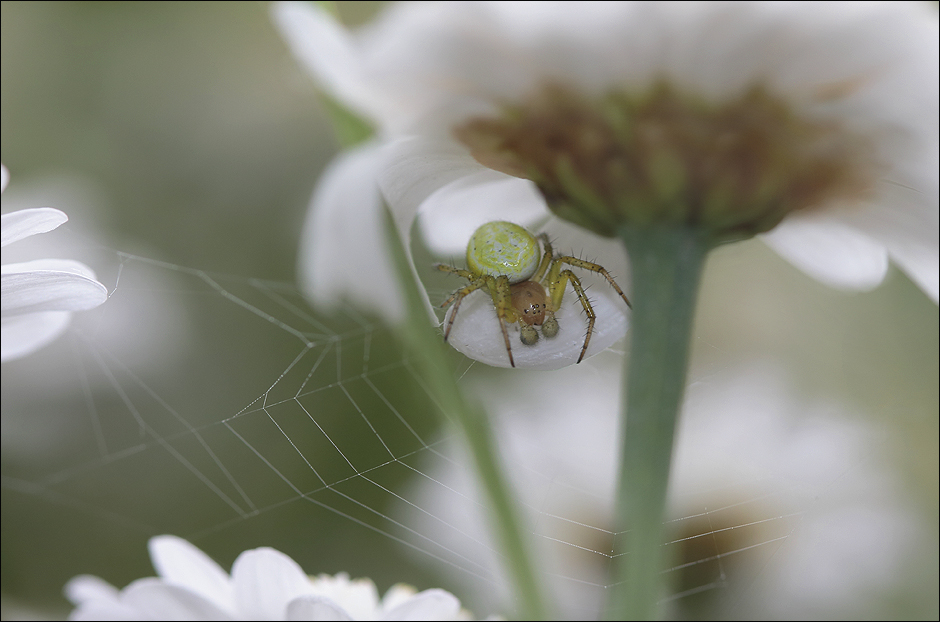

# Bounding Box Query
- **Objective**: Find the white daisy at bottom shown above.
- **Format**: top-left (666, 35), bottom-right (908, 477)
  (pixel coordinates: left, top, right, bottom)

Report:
top-left (65, 535), bottom-right (475, 621)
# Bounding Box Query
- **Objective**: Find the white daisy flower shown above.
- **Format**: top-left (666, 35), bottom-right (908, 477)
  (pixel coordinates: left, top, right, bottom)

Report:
top-left (65, 535), bottom-right (476, 621)
top-left (274, 3), bottom-right (633, 369)
top-left (399, 360), bottom-right (925, 619)
top-left (274, 1), bottom-right (938, 366)
top-left (1, 165), bottom-right (108, 362)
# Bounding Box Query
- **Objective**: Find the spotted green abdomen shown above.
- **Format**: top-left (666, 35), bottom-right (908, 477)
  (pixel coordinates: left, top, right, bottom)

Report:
top-left (466, 221), bottom-right (540, 284)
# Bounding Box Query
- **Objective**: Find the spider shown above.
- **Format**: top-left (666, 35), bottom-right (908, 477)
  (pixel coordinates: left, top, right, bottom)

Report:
top-left (436, 221), bottom-right (631, 367)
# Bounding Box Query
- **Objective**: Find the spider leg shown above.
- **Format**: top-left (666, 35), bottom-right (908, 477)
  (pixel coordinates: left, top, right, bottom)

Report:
top-left (531, 234), bottom-right (555, 282)
top-left (555, 256), bottom-right (632, 308)
top-left (436, 263), bottom-right (474, 279)
top-left (441, 276), bottom-right (486, 340)
top-left (487, 275), bottom-right (517, 368)
top-left (440, 272), bottom-right (517, 367)
top-left (499, 318), bottom-right (515, 368)
top-left (436, 264), bottom-right (477, 309)
top-left (553, 269), bottom-right (596, 363)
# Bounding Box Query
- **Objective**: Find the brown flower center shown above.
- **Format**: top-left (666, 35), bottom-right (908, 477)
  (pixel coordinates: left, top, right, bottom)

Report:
top-left (454, 84), bottom-right (879, 240)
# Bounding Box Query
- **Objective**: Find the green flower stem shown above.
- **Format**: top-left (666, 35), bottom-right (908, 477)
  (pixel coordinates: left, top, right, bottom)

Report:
top-left (384, 210), bottom-right (551, 621)
top-left (307, 10), bottom-right (545, 617)
top-left (608, 225), bottom-right (714, 620)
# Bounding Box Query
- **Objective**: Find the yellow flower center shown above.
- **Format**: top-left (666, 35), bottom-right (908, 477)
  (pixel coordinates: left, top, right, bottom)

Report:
top-left (454, 84), bottom-right (879, 241)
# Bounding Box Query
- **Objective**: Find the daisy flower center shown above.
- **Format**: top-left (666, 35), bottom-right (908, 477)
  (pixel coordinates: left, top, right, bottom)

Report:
top-left (455, 84), bottom-right (880, 241)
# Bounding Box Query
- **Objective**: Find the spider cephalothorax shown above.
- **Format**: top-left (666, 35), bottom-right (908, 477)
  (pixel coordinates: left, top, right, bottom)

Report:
top-left (436, 221), bottom-right (631, 367)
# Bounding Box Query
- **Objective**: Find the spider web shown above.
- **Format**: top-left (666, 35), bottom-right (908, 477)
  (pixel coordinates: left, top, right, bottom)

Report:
top-left (0, 247), bottom-right (933, 620)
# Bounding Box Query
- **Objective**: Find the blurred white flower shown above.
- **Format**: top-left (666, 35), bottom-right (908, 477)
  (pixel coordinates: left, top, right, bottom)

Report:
top-left (1, 165), bottom-right (108, 362)
top-left (274, 2), bottom-right (939, 353)
top-left (398, 359), bottom-right (925, 619)
top-left (66, 535), bottom-right (475, 621)
top-left (1, 172), bottom-right (189, 466)
top-left (274, 3), bottom-right (632, 369)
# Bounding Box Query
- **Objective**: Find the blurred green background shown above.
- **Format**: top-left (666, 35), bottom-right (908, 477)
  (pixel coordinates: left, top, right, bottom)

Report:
top-left (1, 1), bottom-right (454, 617)
top-left (2, 1), bottom-right (937, 619)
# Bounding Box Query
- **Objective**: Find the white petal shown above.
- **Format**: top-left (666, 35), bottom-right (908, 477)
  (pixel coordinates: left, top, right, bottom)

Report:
top-left (442, 281), bottom-right (629, 370)
top-left (1, 260), bottom-right (109, 315)
top-left (69, 601), bottom-right (144, 621)
top-left (378, 138), bottom-right (517, 325)
top-left (1, 310), bottom-right (71, 362)
top-left (378, 584), bottom-right (417, 612)
top-left (431, 216), bottom-right (631, 371)
top-left (381, 589), bottom-right (461, 621)
top-left (121, 578), bottom-right (235, 621)
top-left (2, 257), bottom-right (99, 280)
top-left (230, 547), bottom-right (314, 620)
top-left (763, 2), bottom-right (940, 118)
top-left (418, 173), bottom-right (550, 255)
top-left (761, 213), bottom-right (889, 292)
top-left (297, 141), bottom-right (406, 324)
top-left (148, 535), bottom-right (234, 612)
top-left (435, 215), bottom-right (631, 370)
top-left (272, 1), bottom-right (392, 127)
top-left (378, 137), bottom-right (492, 241)
top-left (1, 164), bottom-right (8, 193)
top-left (1, 207), bottom-right (68, 247)
top-left (839, 181), bottom-right (939, 303)
top-left (308, 1), bottom-right (504, 132)
top-left (888, 242), bottom-right (939, 303)
top-left (285, 595), bottom-right (354, 621)
top-left (308, 573), bottom-right (379, 620)
top-left (65, 574), bottom-right (121, 605)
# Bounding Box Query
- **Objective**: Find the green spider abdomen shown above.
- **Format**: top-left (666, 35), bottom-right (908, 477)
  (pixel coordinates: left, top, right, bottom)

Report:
top-left (466, 221), bottom-right (540, 284)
